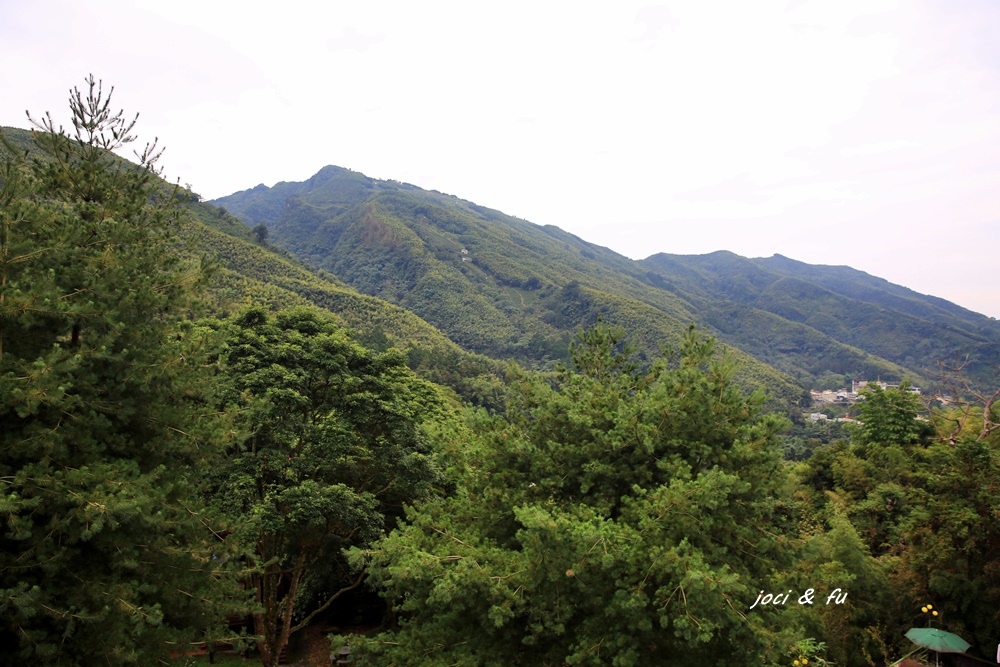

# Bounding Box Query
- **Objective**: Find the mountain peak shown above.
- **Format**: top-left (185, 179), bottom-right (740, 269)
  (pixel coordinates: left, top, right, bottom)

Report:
top-left (210, 165), bottom-right (1000, 395)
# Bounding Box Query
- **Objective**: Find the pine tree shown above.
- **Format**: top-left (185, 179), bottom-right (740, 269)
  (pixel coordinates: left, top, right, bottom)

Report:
top-left (345, 324), bottom-right (797, 666)
top-left (0, 76), bottom-right (228, 664)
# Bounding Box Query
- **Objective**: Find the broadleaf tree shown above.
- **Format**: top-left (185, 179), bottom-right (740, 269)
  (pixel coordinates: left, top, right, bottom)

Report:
top-left (208, 307), bottom-right (447, 667)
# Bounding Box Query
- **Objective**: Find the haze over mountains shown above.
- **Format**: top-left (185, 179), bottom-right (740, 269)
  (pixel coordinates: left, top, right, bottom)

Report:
top-left (211, 164), bottom-right (1000, 400)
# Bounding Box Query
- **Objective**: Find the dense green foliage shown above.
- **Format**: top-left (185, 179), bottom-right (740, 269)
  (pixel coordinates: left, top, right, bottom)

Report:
top-left (792, 385), bottom-right (1000, 664)
top-left (336, 325), bottom-right (798, 666)
top-left (779, 417), bottom-right (852, 461)
top-left (0, 77), bottom-right (231, 664)
top-left (207, 307), bottom-right (449, 666)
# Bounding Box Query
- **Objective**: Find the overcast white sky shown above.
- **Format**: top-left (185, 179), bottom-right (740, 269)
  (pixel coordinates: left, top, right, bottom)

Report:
top-left (3, 0), bottom-right (999, 317)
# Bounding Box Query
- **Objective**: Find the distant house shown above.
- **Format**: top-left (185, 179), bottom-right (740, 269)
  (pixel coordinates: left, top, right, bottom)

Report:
top-left (461, 257), bottom-right (471, 262)
top-left (460, 248), bottom-right (469, 255)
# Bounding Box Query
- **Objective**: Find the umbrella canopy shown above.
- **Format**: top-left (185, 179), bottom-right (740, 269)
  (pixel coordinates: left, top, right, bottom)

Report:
top-left (905, 628), bottom-right (971, 654)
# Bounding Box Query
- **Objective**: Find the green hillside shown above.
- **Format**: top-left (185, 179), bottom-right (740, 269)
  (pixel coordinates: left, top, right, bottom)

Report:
top-left (641, 251), bottom-right (1000, 388)
top-left (1, 127), bottom-right (508, 409)
top-left (214, 170), bottom-right (808, 407)
top-left (212, 165), bottom-right (1000, 401)
top-left (186, 198), bottom-right (510, 409)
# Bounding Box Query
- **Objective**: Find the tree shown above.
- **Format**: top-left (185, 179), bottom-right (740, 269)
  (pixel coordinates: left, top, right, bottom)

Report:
top-left (793, 380), bottom-right (1000, 662)
top-left (927, 358), bottom-right (1000, 445)
top-left (894, 431), bottom-right (1000, 658)
top-left (852, 382), bottom-right (930, 453)
top-left (252, 222), bottom-right (268, 244)
top-left (898, 372), bottom-right (1000, 657)
top-left (208, 307), bottom-right (446, 667)
top-left (343, 324), bottom-right (797, 666)
top-left (0, 77), bottom-right (229, 663)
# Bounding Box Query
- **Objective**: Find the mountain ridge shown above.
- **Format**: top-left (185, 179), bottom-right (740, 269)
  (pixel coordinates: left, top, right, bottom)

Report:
top-left (211, 164), bottom-right (1000, 396)
top-left (0, 126), bottom-right (511, 410)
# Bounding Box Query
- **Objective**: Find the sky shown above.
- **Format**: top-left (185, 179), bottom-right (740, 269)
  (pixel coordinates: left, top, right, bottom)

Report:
top-left (3, 0), bottom-right (999, 317)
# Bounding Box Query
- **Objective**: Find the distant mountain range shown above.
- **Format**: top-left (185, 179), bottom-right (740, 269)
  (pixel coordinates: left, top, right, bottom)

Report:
top-left (211, 165), bottom-right (1000, 401)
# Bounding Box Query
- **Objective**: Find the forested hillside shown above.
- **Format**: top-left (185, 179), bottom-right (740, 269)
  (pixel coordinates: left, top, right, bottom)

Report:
top-left (182, 199), bottom-right (509, 410)
top-left (1, 126), bottom-right (510, 411)
top-left (214, 165), bottom-right (1000, 397)
top-left (641, 251), bottom-right (1000, 389)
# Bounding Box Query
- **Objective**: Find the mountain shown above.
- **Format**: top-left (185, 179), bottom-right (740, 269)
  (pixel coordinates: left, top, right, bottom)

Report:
top-left (0, 127), bottom-right (509, 410)
top-left (212, 169), bottom-right (807, 408)
top-left (639, 251), bottom-right (1000, 388)
top-left (211, 165), bottom-right (1000, 400)
top-left (182, 195), bottom-right (513, 410)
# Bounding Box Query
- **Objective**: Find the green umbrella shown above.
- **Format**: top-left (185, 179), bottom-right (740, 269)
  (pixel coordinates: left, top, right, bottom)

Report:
top-left (905, 627), bottom-right (971, 653)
